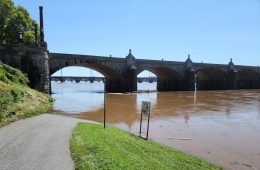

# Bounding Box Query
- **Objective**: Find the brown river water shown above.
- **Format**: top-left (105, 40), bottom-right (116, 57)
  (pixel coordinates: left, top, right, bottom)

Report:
top-left (51, 81), bottom-right (260, 170)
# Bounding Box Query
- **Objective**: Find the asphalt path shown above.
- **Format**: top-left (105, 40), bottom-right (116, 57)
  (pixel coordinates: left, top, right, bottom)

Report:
top-left (0, 114), bottom-right (94, 170)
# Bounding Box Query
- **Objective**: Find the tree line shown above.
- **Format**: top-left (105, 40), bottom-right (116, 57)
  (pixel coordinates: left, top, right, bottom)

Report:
top-left (0, 0), bottom-right (37, 46)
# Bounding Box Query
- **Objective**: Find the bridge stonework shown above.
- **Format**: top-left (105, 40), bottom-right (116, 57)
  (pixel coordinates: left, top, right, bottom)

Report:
top-left (1, 44), bottom-right (260, 93)
top-left (0, 44), bottom-right (50, 93)
top-left (48, 49), bottom-right (260, 93)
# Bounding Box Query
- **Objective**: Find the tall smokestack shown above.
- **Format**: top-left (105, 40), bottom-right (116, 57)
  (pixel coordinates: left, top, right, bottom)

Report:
top-left (39, 6), bottom-right (44, 42)
top-left (34, 24), bottom-right (38, 44)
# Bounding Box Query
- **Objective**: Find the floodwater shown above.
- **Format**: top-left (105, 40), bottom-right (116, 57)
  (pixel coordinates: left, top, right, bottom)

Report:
top-left (51, 81), bottom-right (260, 170)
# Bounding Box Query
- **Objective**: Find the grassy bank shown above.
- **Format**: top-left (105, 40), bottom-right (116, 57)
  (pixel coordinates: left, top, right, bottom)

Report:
top-left (70, 123), bottom-right (222, 170)
top-left (0, 61), bottom-right (53, 127)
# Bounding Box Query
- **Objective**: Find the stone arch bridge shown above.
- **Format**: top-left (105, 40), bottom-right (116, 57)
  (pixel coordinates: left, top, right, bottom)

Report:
top-left (0, 6), bottom-right (260, 93)
top-left (1, 45), bottom-right (260, 93)
top-left (49, 50), bottom-right (260, 93)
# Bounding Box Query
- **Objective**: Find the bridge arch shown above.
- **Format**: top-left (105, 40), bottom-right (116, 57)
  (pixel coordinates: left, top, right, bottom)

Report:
top-left (195, 68), bottom-right (227, 90)
top-left (238, 69), bottom-right (260, 89)
top-left (137, 66), bottom-right (184, 91)
top-left (51, 66), bottom-right (105, 81)
top-left (137, 70), bottom-right (157, 91)
top-left (50, 66), bottom-right (105, 93)
top-left (49, 60), bottom-right (126, 92)
top-left (50, 63), bottom-right (121, 78)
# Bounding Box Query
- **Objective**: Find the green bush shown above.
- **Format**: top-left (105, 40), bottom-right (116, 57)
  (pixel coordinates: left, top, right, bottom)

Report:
top-left (0, 61), bottom-right (53, 126)
top-left (0, 89), bottom-right (13, 119)
top-left (0, 84), bottom-right (24, 120)
top-left (0, 61), bottom-right (29, 121)
top-left (0, 61), bottom-right (29, 85)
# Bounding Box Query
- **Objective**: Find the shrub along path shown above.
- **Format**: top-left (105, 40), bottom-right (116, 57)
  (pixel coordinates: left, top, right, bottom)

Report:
top-left (0, 61), bottom-right (53, 127)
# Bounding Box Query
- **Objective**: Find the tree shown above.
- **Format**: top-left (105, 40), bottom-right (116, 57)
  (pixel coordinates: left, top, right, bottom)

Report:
top-left (0, 0), bottom-right (37, 46)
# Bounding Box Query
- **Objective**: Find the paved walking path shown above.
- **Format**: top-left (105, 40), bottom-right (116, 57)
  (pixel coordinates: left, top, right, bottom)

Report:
top-left (0, 114), bottom-right (93, 170)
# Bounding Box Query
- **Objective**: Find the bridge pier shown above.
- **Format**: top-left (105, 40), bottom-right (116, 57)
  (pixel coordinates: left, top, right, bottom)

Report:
top-left (156, 73), bottom-right (196, 92)
top-left (182, 55), bottom-right (196, 91)
top-left (157, 79), bottom-right (183, 91)
top-left (0, 44), bottom-right (50, 93)
top-left (226, 59), bottom-right (238, 90)
top-left (183, 70), bottom-right (196, 91)
top-left (238, 80), bottom-right (260, 89)
top-left (125, 66), bottom-right (137, 92)
top-left (226, 70), bottom-right (238, 89)
top-left (105, 71), bottom-right (137, 93)
top-left (121, 49), bottom-right (137, 92)
top-left (105, 79), bottom-right (124, 93)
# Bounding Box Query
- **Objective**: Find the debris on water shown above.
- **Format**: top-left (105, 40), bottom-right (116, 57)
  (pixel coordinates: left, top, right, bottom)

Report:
top-left (241, 163), bottom-right (258, 170)
top-left (178, 138), bottom-right (192, 140)
top-left (137, 90), bottom-right (157, 93)
top-left (167, 137), bottom-right (192, 140)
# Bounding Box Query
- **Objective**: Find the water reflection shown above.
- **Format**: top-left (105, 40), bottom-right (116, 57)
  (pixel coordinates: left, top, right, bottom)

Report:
top-left (137, 82), bottom-right (157, 91)
top-left (52, 81), bottom-right (104, 113)
top-left (52, 81), bottom-right (260, 127)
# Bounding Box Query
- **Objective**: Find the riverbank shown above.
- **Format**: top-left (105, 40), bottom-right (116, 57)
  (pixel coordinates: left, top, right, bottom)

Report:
top-left (70, 123), bottom-right (222, 170)
top-left (0, 61), bottom-right (53, 127)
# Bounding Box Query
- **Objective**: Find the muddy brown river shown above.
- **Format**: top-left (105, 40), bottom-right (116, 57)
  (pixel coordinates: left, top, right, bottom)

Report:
top-left (51, 81), bottom-right (260, 170)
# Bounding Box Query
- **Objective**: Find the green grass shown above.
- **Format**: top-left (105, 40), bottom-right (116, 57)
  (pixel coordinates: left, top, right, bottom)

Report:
top-left (0, 61), bottom-right (29, 85)
top-left (0, 61), bottom-right (53, 127)
top-left (70, 123), bottom-right (222, 170)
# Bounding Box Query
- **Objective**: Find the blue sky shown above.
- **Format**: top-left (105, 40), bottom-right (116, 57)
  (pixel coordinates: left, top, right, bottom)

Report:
top-left (13, 0), bottom-right (260, 77)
